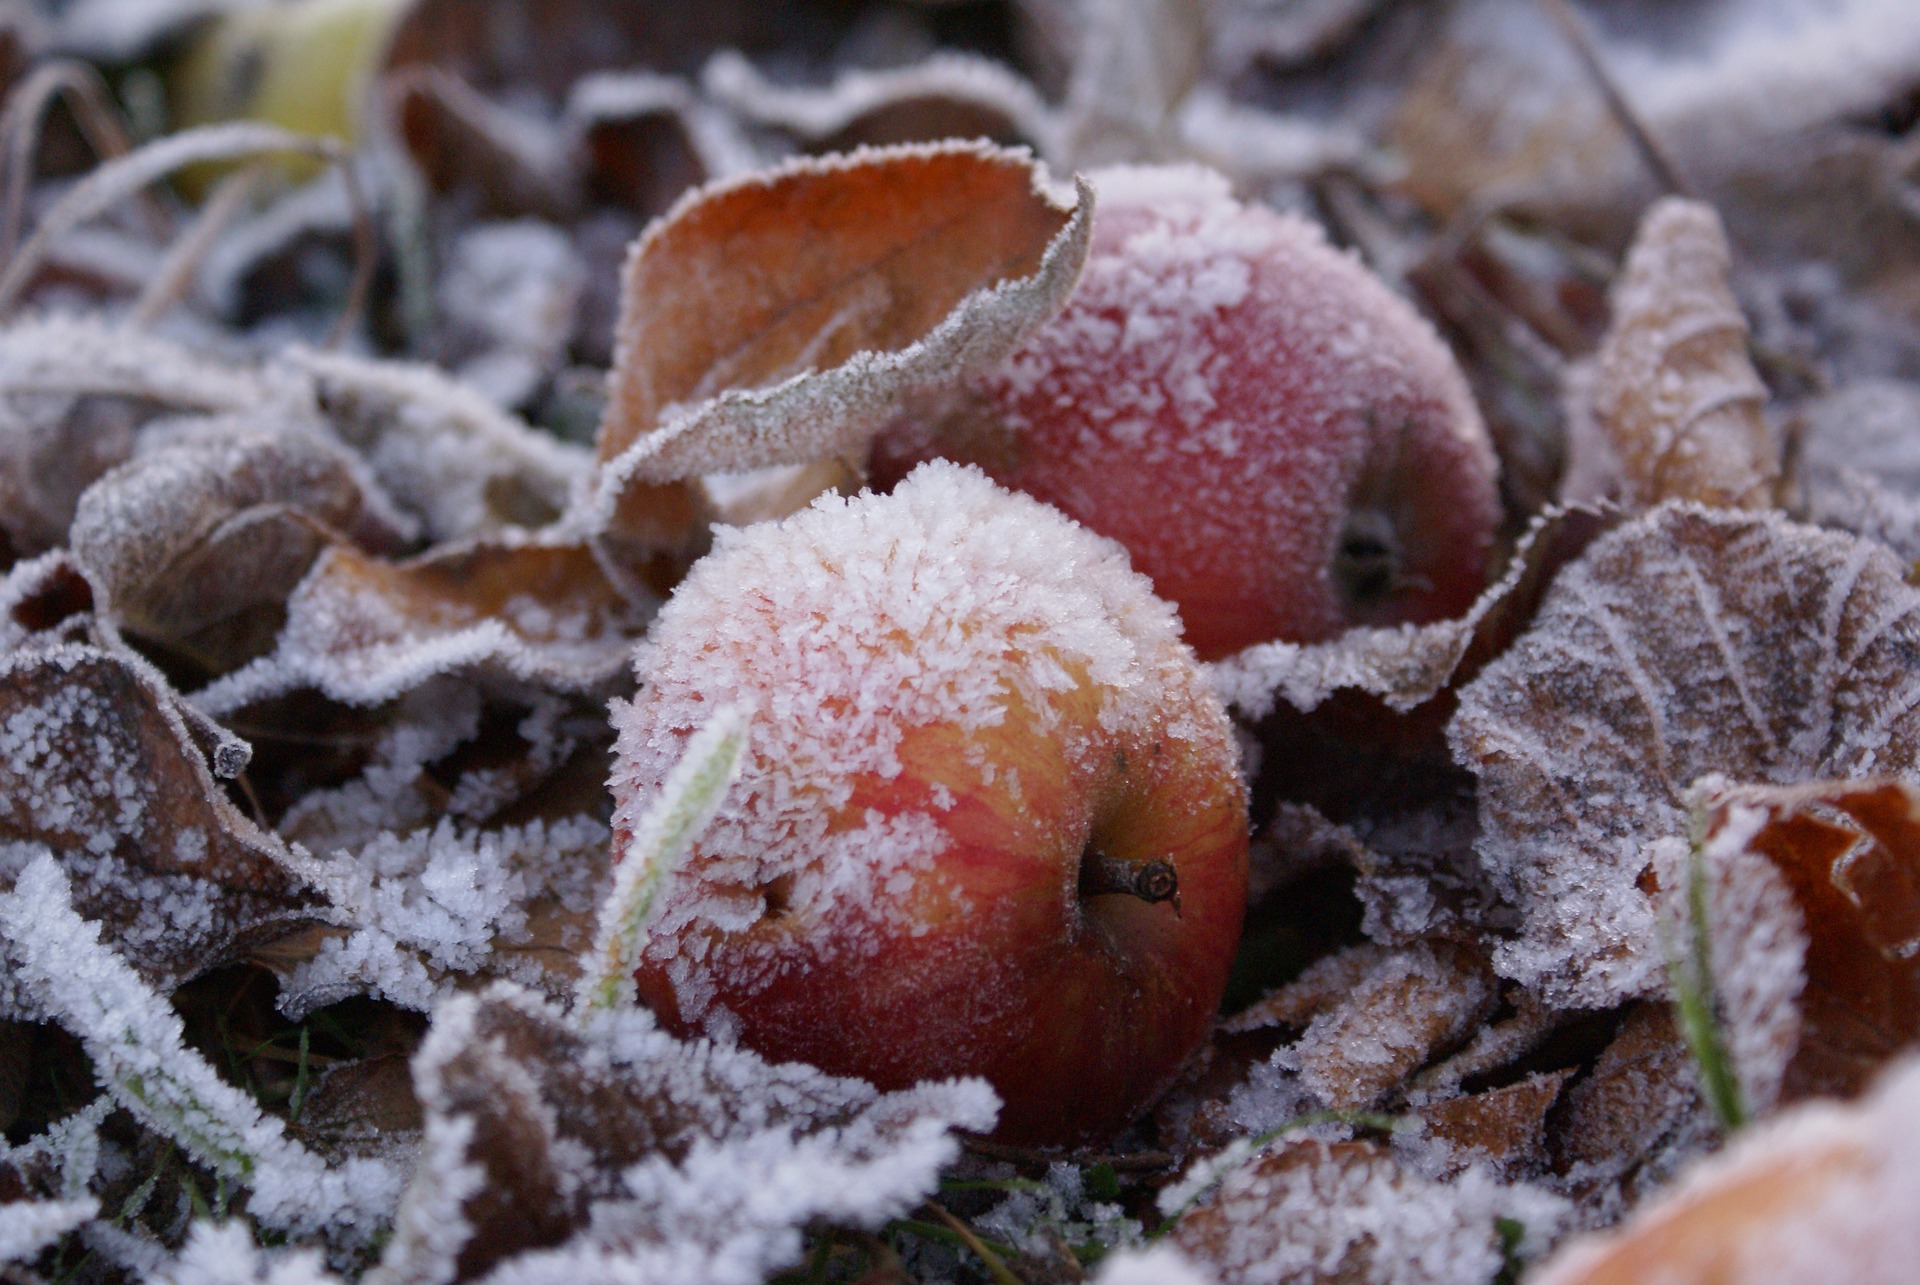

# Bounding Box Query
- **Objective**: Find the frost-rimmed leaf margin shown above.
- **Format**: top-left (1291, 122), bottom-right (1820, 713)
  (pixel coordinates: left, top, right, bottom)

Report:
top-left (584, 139), bottom-right (1094, 514)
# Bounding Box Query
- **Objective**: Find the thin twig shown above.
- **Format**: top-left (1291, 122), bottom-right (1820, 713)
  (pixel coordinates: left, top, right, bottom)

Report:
top-left (132, 163), bottom-right (262, 328)
top-left (1535, 0), bottom-right (1694, 199)
top-left (921, 1202), bottom-right (1025, 1285)
top-left (0, 60), bottom-right (172, 266)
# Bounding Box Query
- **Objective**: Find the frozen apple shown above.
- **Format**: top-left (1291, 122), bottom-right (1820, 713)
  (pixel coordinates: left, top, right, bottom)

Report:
top-left (871, 165), bottom-right (1501, 660)
top-left (611, 461), bottom-right (1249, 1145)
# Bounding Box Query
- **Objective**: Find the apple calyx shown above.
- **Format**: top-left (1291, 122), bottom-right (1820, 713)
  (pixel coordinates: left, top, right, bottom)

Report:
top-left (1079, 850), bottom-right (1181, 915)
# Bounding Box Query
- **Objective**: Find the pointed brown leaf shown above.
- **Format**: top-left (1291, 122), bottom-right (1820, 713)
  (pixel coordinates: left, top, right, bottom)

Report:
top-left (1586, 198), bottom-right (1777, 510)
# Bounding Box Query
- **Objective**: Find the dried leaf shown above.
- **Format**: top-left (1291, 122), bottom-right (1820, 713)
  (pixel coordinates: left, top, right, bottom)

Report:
top-left (197, 535), bottom-right (648, 715)
top-left (0, 642), bottom-right (315, 1010)
top-left (1532, 1056), bottom-right (1920, 1285)
top-left (1792, 378), bottom-right (1920, 563)
top-left (567, 72), bottom-right (713, 218)
top-left (1413, 1071), bottom-right (1572, 1178)
top-left (1586, 198), bottom-right (1776, 510)
top-left (1451, 503), bottom-right (1920, 1008)
top-left (389, 67), bottom-right (575, 218)
top-left (1552, 1004), bottom-right (1713, 1203)
top-left (372, 984), bottom-right (998, 1284)
top-left (1229, 943), bottom-right (1497, 1111)
top-left (69, 417), bottom-right (406, 672)
top-left (1170, 1137), bottom-right (1566, 1285)
top-left (589, 141), bottom-right (1092, 540)
top-left (1699, 778), bottom-right (1920, 1103)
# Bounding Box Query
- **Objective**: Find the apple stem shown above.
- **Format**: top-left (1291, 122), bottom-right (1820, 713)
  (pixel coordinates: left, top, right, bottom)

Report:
top-left (1079, 851), bottom-right (1181, 915)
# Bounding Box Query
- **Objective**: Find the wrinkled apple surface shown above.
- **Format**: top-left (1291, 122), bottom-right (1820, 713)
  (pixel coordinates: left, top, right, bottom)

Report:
top-left (611, 462), bottom-right (1249, 1144)
top-left (873, 164), bottom-right (1502, 660)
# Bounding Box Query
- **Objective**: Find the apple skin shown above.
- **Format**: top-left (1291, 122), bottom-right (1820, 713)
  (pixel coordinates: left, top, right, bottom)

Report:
top-left (611, 462), bottom-right (1248, 1146)
top-left (870, 164), bottom-right (1502, 662)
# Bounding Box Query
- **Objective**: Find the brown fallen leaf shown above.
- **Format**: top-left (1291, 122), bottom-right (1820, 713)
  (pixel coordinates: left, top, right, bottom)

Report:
top-left (587, 141), bottom-right (1092, 564)
top-left (1550, 1003), bottom-right (1713, 1206)
top-left (1532, 1056), bottom-right (1920, 1285)
top-left (1415, 1070), bottom-right (1572, 1179)
top-left (1451, 503), bottom-right (1920, 1009)
top-left (68, 417), bottom-right (407, 674)
top-left (1583, 198), bottom-right (1777, 510)
top-left (195, 535), bottom-right (650, 715)
top-left (0, 642), bottom-right (316, 1010)
top-left (1228, 942), bottom-right (1497, 1111)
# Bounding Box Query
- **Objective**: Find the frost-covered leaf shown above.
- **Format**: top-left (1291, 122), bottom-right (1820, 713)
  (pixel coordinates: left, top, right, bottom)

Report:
top-left (567, 71), bottom-right (722, 217)
top-left (70, 416), bottom-right (407, 672)
top-left (589, 141), bottom-right (1092, 539)
top-left (1226, 942), bottom-right (1497, 1111)
top-left (151, 1221), bottom-right (345, 1285)
top-left (702, 49), bottom-right (1059, 158)
top-left (0, 855), bottom-right (402, 1241)
top-left (1209, 505), bottom-right (1609, 720)
top-left (1411, 1071), bottom-right (1572, 1179)
top-left (1451, 503), bottom-right (1920, 1008)
top-left (430, 221), bottom-right (585, 410)
top-left (371, 984), bottom-right (997, 1284)
top-left (1583, 199), bottom-right (1776, 510)
top-left (0, 551), bottom-right (97, 655)
top-left (1532, 1055), bottom-right (1920, 1285)
top-left (1168, 1137), bottom-right (1567, 1285)
top-left (1552, 1004), bottom-right (1714, 1207)
top-left (196, 536), bottom-right (649, 715)
top-left (1061, 0), bottom-right (1207, 165)
top-left (293, 348), bottom-right (590, 543)
top-left (389, 67), bottom-right (575, 220)
top-left (1695, 778), bottom-right (1920, 1104)
top-left (0, 643), bottom-right (314, 1008)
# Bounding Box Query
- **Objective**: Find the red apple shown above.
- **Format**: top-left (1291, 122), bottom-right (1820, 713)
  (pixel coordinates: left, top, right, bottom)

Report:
top-left (610, 461), bottom-right (1248, 1145)
top-left (871, 164), bottom-right (1502, 661)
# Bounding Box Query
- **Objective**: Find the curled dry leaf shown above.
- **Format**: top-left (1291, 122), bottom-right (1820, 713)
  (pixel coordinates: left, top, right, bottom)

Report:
top-left (589, 141), bottom-right (1092, 554)
top-left (1413, 1070), bottom-right (1573, 1179)
top-left (69, 417), bottom-right (407, 673)
top-left (1532, 1055), bottom-right (1920, 1285)
top-left (374, 984), bottom-right (998, 1284)
top-left (0, 643), bottom-right (315, 1011)
top-left (1584, 198), bottom-right (1777, 510)
top-left (1170, 1137), bottom-right (1567, 1285)
top-left (1699, 778), bottom-right (1920, 1103)
top-left (1451, 503), bottom-right (1920, 1009)
top-left (196, 535), bottom-right (649, 716)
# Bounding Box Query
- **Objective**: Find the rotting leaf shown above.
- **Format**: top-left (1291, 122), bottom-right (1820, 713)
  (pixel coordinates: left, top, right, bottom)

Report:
top-left (68, 417), bottom-right (408, 674)
top-left (588, 141), bottom-right (1092, 551)
top-left (196, 535), bottom-right (651, 716)
top-left (1696, 778), bottom-right (1920, 1103)
top-left (1530, 1055), bottom-right (1920, 1285)
top-left (0, 642), bottom-right (316, 1013)
top-left (1169, 1137), bottom-right (1567, 1285)
top-left (1451, 502), bottom-right (1920, 1009)
top-left (372, 983), bottom-right (998, 1284)
top-left (1583, 198), bottom-right (1777, 511)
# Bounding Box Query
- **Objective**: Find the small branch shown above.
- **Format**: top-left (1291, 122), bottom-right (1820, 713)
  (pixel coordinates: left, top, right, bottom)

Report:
top-left (1535, 0), bottom-right (1694, 199)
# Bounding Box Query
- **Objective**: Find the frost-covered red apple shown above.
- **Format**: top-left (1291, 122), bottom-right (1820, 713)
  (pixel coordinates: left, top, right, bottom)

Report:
top-left (611, 462), bottom-right (1248, 1145)
top-left (871, 165), bottom-right (1501, 660)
